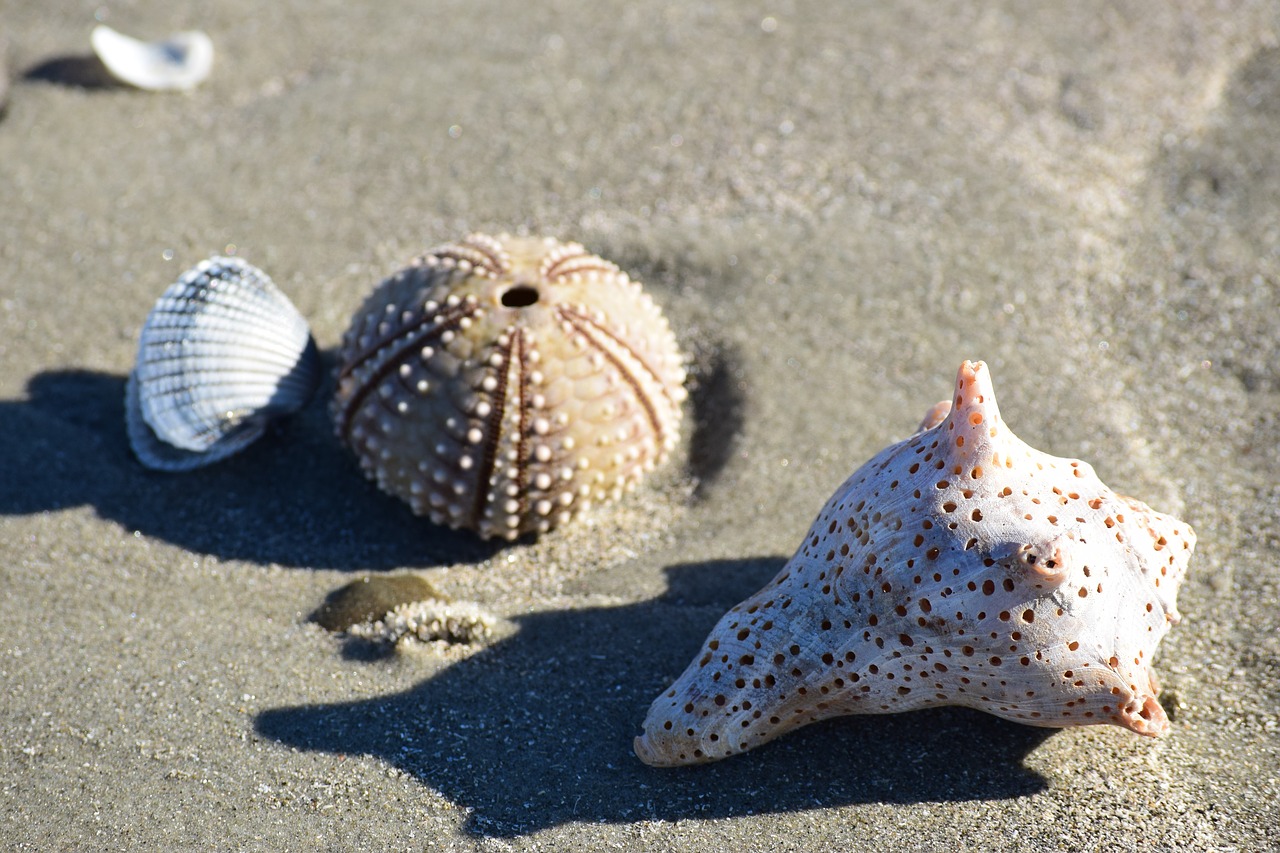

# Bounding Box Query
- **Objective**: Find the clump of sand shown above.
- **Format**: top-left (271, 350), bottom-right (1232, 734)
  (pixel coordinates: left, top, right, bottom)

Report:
top-left (346, 598), bottom-right (497, 647)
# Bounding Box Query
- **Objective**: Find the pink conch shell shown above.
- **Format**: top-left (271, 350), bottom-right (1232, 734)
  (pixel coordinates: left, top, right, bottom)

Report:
top-left (635, 360), bottom-right (1195, 766)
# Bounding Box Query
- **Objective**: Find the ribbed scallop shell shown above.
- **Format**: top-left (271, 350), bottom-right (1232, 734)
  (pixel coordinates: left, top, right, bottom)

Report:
top-left (126, 256), bottom-right (320, 471)
top-left (333, 234), bottom-right (687, 540)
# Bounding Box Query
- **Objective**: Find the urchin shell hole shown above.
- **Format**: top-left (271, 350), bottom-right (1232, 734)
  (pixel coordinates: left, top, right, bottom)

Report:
top-left (501, 285), bottom-right (540, 307)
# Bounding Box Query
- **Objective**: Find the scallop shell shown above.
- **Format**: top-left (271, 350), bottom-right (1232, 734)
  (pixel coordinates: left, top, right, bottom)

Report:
top-left (126, 256), bottom-right (320, 471)
top-left (635, 360), bottom-right (1195, 766)
top-left (332, 233), bottom-right (687, 540)
top-left (90, 24), bottom-right (214, 92)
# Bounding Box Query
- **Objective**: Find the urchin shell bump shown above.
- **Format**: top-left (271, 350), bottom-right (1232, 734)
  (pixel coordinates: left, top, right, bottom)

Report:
top-left (634, 360), bottom-right (1195, 766)
top-left (126, 256), bottom-right (320, 471)
top-left (332, 234), bottom-right (687, 540)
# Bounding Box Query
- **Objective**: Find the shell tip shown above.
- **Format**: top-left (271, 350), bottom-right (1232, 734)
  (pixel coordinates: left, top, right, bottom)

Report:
top-left (633, 732), bottom-right (680, 768)
top-left (1116, 693), bottom-right (1169, 737)
top-left (936, 359), bottom-right (1003, 457)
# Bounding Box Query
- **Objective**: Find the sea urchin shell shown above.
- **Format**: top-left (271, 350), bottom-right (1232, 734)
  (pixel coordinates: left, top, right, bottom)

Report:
top-left (634, 360), bottom-right (1195, 766)
top-left (332, 234), bottom-right (687, 540)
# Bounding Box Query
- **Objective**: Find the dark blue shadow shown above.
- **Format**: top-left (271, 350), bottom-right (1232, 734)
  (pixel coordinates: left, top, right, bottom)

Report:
top-left (256, 557), bottom-right (1050, 838)
top-left (0, 367), bottom-right (498, 568)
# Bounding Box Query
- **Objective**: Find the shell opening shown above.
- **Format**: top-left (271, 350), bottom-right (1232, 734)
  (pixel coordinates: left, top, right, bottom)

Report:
top-left (500, 285), bottom-right (540, 308)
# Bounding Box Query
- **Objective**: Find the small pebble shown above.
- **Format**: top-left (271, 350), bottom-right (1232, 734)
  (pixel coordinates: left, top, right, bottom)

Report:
top-left (313, 573), bottom-right (447, 632)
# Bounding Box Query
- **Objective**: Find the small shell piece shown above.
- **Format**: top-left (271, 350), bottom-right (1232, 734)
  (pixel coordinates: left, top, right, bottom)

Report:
top-left (90, 24), bottom-right (213, 92)
top-left (333, 234), bottom-right (687, 540)
top-left (126, 256), bottom-right (320, 471)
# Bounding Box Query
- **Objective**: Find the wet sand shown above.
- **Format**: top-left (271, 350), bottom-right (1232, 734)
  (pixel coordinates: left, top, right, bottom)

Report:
top-left (2, 1), bottom-right (1278, 849)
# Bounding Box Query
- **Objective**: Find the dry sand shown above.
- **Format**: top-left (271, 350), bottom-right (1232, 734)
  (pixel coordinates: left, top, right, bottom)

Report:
top-left (2, 1), bottom-right (1279, 849)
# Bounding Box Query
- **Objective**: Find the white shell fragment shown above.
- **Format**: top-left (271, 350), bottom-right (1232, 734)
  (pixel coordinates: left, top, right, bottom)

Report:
top-left (126, 256), bottom-right (321, 471)
top-left (91, 24), bottom-right (214, 92)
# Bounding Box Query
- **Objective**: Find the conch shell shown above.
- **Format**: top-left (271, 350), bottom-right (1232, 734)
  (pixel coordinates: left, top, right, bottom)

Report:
top-left (635, 361), bottom-right (1194, 766)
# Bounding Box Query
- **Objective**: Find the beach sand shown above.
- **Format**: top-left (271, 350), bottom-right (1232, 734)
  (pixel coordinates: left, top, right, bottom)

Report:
top-left (2, 1), bottom-right (1278, 849)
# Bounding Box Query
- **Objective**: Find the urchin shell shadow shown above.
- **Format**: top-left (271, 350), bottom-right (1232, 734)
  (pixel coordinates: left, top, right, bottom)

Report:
top-left (256, 558), bottom-right (1050, 838)
top-left (684, 338), bottom-right (746, 498)
top-left (0, 366), bottom-right (497, 569)
top-left (0, 340), bottom-right (745, 567)
top-left (600, 237), bottom-right (750, 498)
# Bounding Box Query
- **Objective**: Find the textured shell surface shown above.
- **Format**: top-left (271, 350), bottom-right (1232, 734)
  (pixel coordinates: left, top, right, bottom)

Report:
top-left (90, 25), bottom-right (214, 92)
top-left (332, 233), bottom-right (687, 540)
top-left (635, 360), bottom-right (1195, 767)
top-left (126, 256), bottom-right (320, 472)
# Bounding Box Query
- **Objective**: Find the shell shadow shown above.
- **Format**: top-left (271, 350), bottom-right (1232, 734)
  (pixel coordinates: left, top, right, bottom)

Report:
top-left (2, 337), bottom-right (742, 568)
top-left (684, 339), bottom-right (746, 498)
top-left (255, 557), bottom-right (1051, 838)
top-left (597, 240), bottom-right (751, 498)
top-left (0, 367), bottom-right (499, 569)
top-left (23, 54), bottom-right (123, 89)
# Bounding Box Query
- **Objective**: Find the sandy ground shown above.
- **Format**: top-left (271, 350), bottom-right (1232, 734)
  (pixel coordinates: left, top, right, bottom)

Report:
top-left (2, 1), bottom-right (1279, 849)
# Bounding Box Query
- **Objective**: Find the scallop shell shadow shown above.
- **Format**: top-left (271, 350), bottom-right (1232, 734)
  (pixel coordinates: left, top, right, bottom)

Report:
top-left (126, 256), bottom-right (321, 472)
top-left (90, 24), bottom-right (213, 92)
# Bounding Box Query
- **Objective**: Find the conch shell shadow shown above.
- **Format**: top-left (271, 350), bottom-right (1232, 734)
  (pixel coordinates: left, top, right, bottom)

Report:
top-left (255, 558), bottom-right (1050, 838)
